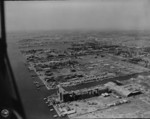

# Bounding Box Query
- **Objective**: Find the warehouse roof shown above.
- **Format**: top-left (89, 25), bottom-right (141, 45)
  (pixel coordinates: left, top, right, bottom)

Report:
top-left (105, 82), bottom-right (141, 97)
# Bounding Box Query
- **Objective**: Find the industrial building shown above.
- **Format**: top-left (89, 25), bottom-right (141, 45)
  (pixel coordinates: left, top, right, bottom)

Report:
top-left (105, 82), bottom-right (141, 97)
top-left (57, 85), bottom-right (109, 102)
top-left (57, 81), bottom-right (142, 103)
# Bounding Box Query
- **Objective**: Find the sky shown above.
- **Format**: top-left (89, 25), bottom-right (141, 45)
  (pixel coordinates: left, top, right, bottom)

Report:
top-left (5, 0), bottom-right (150, 32)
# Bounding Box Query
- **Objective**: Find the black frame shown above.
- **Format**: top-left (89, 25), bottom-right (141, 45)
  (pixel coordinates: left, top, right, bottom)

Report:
top-left (0, 1), bottom-right (25, 118)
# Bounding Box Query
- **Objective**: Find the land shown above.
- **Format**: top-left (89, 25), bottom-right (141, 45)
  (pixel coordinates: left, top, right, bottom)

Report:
top-left (16, 30), bottom-right (150, 118)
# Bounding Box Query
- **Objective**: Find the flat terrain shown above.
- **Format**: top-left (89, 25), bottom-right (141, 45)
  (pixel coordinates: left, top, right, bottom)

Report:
top-left (7, 30), bottom-right (150, 118)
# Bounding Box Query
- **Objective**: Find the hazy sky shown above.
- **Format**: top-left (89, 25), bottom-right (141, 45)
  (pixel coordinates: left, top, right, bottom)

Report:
top-left (5, 0), bottom-right (150, 32)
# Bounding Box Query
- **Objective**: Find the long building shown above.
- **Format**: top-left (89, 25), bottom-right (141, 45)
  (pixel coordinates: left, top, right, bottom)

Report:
top-left (57, 84), bottom-right (109, 102)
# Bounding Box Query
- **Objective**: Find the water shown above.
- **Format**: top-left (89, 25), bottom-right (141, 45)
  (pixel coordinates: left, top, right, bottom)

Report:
top-left (7, 33), bottom-right (63, 119)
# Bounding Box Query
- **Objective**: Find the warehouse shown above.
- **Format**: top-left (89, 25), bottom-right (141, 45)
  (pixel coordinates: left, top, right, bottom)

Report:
top-left (57, 84), bottom-right (109, 102)
top-left (105, 82), bottom-right (141, 97)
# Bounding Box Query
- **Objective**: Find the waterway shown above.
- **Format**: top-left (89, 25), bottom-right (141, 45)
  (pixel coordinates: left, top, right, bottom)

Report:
top-left (7, 34), bottom-right (66, 119)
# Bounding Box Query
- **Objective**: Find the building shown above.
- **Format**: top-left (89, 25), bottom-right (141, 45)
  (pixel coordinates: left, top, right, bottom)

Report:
top-left (105, 82), bottom-right (141, 97)
top-left (57, 85), bottom-right (66, 102)
top-left (57, 85), bottom-right (109, 102)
